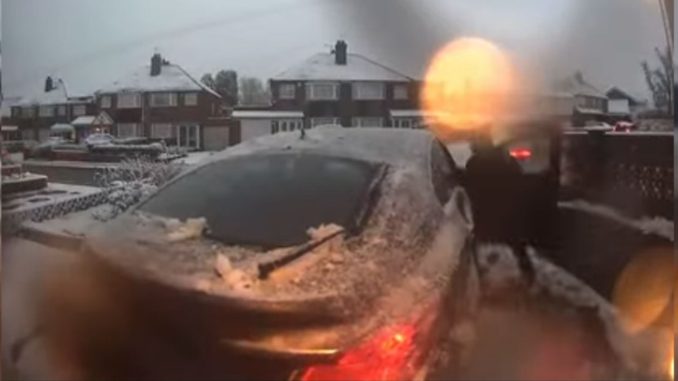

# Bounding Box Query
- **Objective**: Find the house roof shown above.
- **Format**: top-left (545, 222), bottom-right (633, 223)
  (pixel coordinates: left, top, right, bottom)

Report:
top-left (605, 86), bottom-right (646, 105)
top-left (97, 63), bottom-right (221, 98)
top-left (71, 116), bottom-right (97, 125)
top-left (555, 74), bottom-right (607, 99)
top-left (273, 52), bottom-right (412, 82)
top-left (16, 83), bottom-right (69, 106)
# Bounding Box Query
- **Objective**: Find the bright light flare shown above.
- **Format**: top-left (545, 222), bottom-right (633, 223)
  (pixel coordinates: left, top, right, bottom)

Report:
top-left (421, 37), bottom-right (520, 138)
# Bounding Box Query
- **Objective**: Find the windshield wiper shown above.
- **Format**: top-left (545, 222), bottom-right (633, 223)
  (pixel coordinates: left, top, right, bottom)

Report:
top-left (257, 228), bottom-right (345, 280)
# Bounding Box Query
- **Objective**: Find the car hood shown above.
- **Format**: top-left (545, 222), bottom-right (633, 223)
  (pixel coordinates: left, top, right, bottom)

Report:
top-left (83, 166), bottom-right (471, 354)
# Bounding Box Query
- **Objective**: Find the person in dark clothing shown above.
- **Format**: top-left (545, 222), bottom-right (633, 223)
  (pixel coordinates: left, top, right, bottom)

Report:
top-left (464, 132), bottom-right (535, 285)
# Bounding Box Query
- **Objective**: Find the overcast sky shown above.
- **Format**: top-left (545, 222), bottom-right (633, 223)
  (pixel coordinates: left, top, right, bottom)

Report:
top-left (1, 0), bottom-right (667, 99)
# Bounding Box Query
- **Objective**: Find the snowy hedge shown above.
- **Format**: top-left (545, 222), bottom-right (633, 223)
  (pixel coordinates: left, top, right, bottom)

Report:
top-left (92, 157), bottom-right (182, 221)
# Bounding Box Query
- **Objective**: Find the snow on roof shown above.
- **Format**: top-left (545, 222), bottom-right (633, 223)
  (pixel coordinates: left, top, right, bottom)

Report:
top-left (71, 116), bottom-right (97, 125)
top-left (232, 110), bottom-right (304, 119)
top-left (273, 53), bottom-right (412, 82)
top-left (17, 84), bottom-right (69, 106)
top-left (97, 63), bottom-right (221, 98)
top-left (555, 75), bottom-right (607, 99)
top-left (50, 123), bottom-right (75, 133)
top-left (575, 106), bottom-right (605, 115)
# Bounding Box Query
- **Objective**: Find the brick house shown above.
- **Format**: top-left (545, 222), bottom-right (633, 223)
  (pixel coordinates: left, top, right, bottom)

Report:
top-left (94, 53), bottom-right (231, 150)
top-left (554, 72), bottom-right (608, 127)
top-left (9, 77), bottom-right (97, 142)
top-left (233, 40), bottom-right (420, 140)
top-left (605, 86), bottom-right (648, 122)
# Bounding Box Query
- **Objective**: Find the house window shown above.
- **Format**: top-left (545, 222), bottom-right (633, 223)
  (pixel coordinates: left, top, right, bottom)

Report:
top-left (100, 95), bottom-right (112, 108)
top-left (279, 84), bottom-right (296, 100)
top-left (22, 107), bottom-right (35, 118)
top-left (393, 85), bottom-right (409, 100)
top-left (273, 119), bottom-right (303, 132)
top-left (117, 123), bottom-right (138, 138)
top-left (352, 117), bottom-right (383, 127)
top-left (57, 105), bottom-right (66, 116)
top-left (306, 83), bottom-right (339, 100)
top-left (72, 105), bottom-right (87, 116)
top-left (39, 106), bottom-right (55, 117)
top-left (117, 93), bottom-right (141, 108)
top-left (352, 82), bottom-right (385, 100)
top-left (151, 123), bottom-right (173, 139)
top-left (183, 93), bottom-right (198, 106)
top-left (393, 118), bottom-right (413, 128)
top-left (11, 107), bottom-right (21, 118)
top-left (150, 92), bottom-right (178, 107)
top-left (310, 117), bottom-right (339, 128)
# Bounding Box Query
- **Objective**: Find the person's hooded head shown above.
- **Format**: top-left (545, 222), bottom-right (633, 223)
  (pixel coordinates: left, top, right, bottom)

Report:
top-left (470, 126), bottom-right (494, 154)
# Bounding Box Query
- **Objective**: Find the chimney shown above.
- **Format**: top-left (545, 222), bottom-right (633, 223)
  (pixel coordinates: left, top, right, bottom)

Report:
top-left (574, 71), bottom-right (584, 84)
top-left (150, 53), bottom-right (162, 76)
top-left (334, 40), bottom-right (347, 65)
top-left (44, 76), bottom-right (54, 92)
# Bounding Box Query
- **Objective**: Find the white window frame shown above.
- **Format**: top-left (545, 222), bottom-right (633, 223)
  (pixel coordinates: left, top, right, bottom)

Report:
top-left (100, 95), bottom-right (112, 108)
top-left (183, 92), bottom-right (198, 106)
top-left (393, 118), bottom-right (414, 128)
top-left (151, 123), bottom-right (173, 139)
top-left (352, 117), bottom-right (383, 128)
top-left (306, 82), bottom-right (339, 101)
top-left (39, 106), bottom-right (55, 117)
top-left (117, 123), bottom-right (139, 138)
top-left (150, 92), bottom-right (178, 107)
top-left (393, 84), bottom-right (409, 100)
top-left (279, 84), bottom-right (296, 100)
top-left (57, 105), bottom-right (67, 116)
top-left (310, 117), bottom-right (340, 128)
top-left (72, 105), bottom-right (87, 116)
top-left (352, 82), bottom-right (385, 100)
top-left (117, 92), bottom-right (142, 108)
top-left (176, 124), bottom-right (200, 149)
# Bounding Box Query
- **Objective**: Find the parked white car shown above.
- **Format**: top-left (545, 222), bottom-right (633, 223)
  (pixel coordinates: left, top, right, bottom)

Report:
top-left (84, 133), bottom-right (115, 147)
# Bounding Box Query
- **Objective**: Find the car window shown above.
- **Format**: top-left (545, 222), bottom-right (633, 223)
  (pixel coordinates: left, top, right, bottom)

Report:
top-left (430, 140), bottom-right (458, 205)
top-left (139, 153), bottom-right (380, 248)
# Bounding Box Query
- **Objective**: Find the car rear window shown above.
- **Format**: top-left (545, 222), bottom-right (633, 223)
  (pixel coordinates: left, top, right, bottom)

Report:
top-left (138, 153), bottom-right (380, 248)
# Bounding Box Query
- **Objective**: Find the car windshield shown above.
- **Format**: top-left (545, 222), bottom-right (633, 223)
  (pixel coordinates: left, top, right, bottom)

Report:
top-left (138, 153), bottom-right (381, 248)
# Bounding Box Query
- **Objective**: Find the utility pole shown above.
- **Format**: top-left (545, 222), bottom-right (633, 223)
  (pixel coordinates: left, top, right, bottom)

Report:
top-left (658, 0), bottom-right (674, 114)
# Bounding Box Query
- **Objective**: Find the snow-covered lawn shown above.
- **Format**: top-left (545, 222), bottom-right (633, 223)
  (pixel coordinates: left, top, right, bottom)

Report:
top-left (171, 151), bottom-right (216, 166)
top-left (560, 199), bottom-right (674, 241)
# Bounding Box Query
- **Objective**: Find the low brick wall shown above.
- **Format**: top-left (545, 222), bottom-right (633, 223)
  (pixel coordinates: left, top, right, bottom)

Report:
top-left (2, 189), bottom-right (108, 236)
top-left (562, 132), bottom-right (673, 219)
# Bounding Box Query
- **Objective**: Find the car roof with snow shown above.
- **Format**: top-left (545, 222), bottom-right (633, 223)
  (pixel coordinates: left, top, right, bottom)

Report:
top-left (208, 127), bottom-right (437, 168)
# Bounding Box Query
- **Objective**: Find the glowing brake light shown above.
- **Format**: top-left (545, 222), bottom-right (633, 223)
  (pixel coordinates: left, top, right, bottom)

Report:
top-left (509, 148), bottom-right (532, 160)
top-left (299, 324), bottom-right (421, 381)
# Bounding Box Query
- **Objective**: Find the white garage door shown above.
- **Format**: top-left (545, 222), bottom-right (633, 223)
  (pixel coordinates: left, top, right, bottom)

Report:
top-left (203, 126), bottom-right (230, 151)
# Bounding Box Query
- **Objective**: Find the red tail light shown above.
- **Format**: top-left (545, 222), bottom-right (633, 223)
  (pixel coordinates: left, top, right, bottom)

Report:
top-left (509, 148), bottom-right (532, 160)
top-left (299, 324), bottom-right (421, 381)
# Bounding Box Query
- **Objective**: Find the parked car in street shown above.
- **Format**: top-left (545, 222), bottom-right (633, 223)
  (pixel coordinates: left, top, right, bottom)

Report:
top-left (84, 133), bottom-right (115, 147)
top-left (40, 128), bottom-right (480, 380)
top-left (613, 121), bottom-right (637, 133)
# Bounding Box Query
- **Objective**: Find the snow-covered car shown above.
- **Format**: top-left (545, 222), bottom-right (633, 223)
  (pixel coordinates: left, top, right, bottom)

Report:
top-left (30, 136), bottom-right (72, 157)
top-left (84, 133), bottom-right (115, 147)
top-left (51, 128), bottom-right (480, 380)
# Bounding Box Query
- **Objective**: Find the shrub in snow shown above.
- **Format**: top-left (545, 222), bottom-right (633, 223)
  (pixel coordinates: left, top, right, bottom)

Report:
top-left (92, 157), bottom-right (182, 221)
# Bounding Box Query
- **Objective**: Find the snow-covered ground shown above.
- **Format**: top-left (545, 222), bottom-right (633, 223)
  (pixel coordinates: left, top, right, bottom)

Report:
top-left (560, 199), bottom-right (674, 241)
top-left (170, 151), bottom-right (216, 166)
